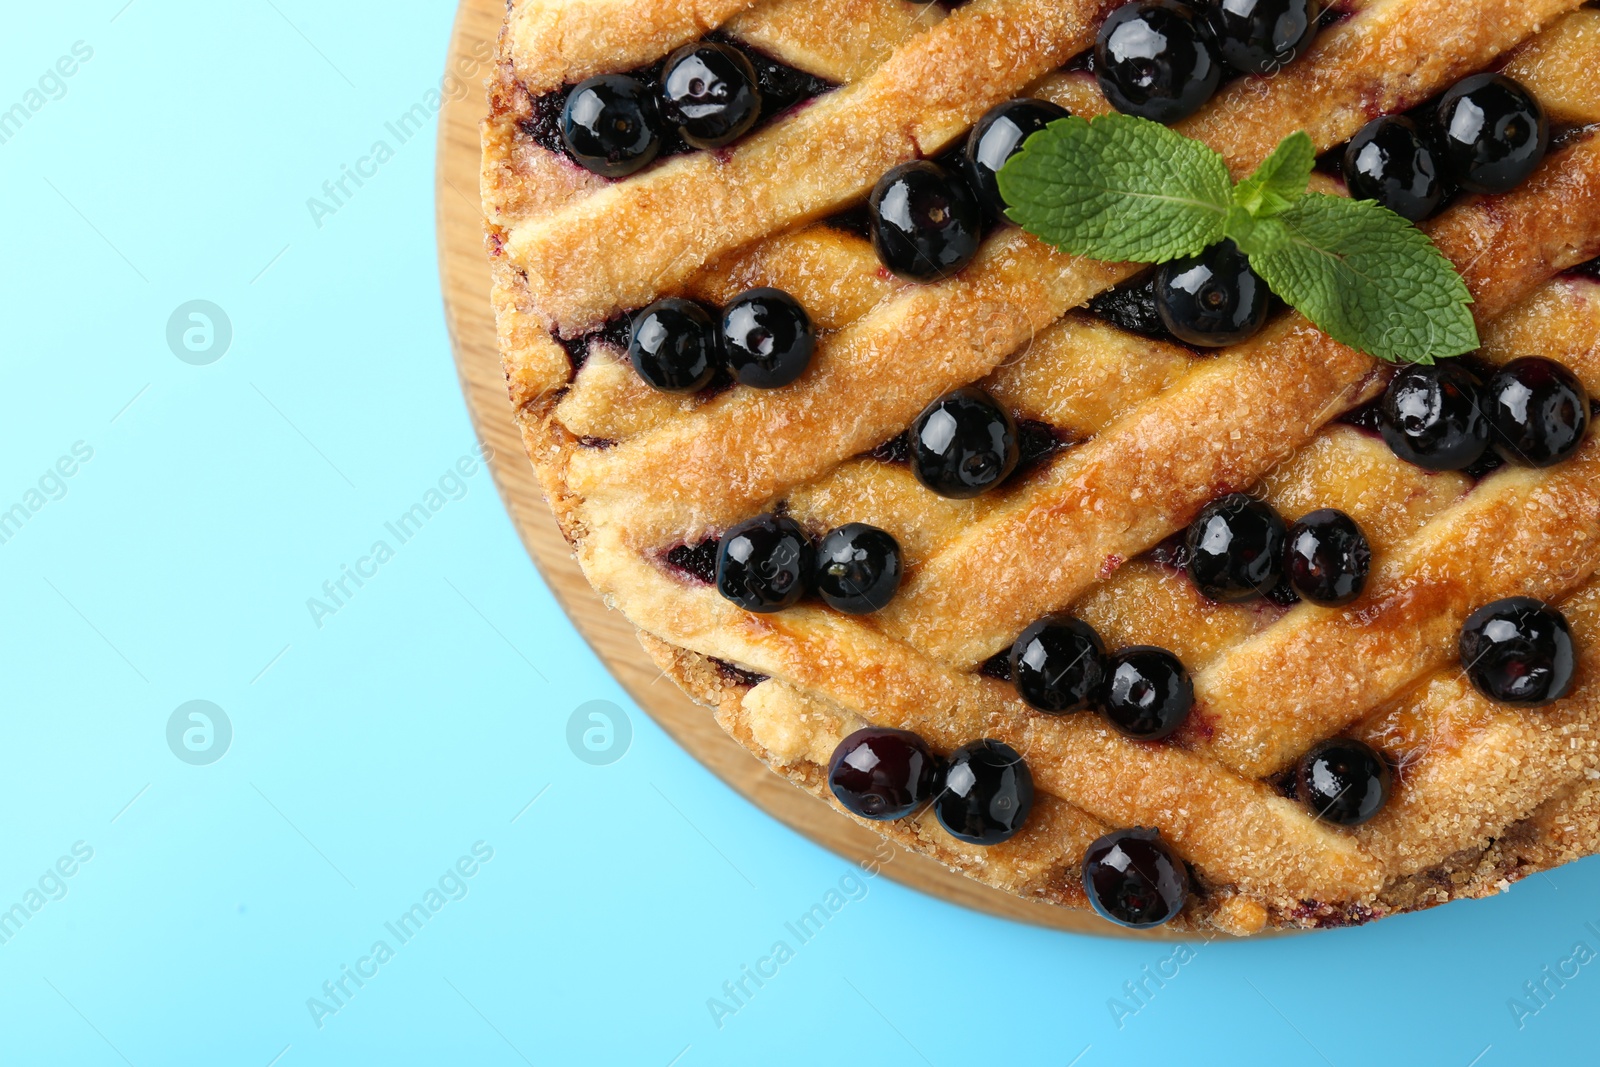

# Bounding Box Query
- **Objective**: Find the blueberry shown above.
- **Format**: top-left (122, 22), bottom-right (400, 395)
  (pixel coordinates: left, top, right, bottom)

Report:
top-left (1154, 239), bottom-right (1271, 347)
top-left (1296, 739), bottom-right (1392, 826)
top-left (909, 387), bottom-right (1019, 498)
top-left (1082, 828), bottom-right (1190, 928)
top-left (1484, 357), bottom-right (1590, 467)
top-left (933, 739), bottom-right (1034, 845)
top-left (1208, 0), bottom-right (1321, 76)
top-left (1378, 363), bottom-right (1490, 471)
top-left (1095, 0), bottom-right (1224, 124)
top-left (813, 523), bottom-right (902, 614)
top-left (660, 41), bottom-right (762, 150)
top-left (1185, 493), bottom-right (1287, 602)
top-left (1435, 73), bottom-right (1549, 196)
top-left (722, 287), bottom-right (815, 388)
top-left (1285, 508), bottom-right (1371, 606)
top-left (715, 513), bottom-right (812, 612)
top-left (1459, 596), bottom-right (1576, 706)
top-left (827, 727), bottom-right (940, 820)
top-left (961, 98), bottom-right (1069, 219)
top-left (1010, 615), bottom-right (1108, 714)
top-left (1343, 115), bottom-right (1446, 222)
top-left (868, 161), bottom-right (983, 283)
top-left (627, 298), bottom-right (720, 392)
top-left (1100, 647), bottom-right (1193, 740)
top-left (561, 74), bottom-right (663, 177)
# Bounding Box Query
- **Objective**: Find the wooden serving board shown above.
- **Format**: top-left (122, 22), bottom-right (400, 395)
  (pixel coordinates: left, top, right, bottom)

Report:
top-left (435, 0), bottom-right (1175, 938)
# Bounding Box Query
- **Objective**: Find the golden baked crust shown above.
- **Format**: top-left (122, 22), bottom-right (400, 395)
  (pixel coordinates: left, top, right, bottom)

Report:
top-left (482, 0), bottom-right (1600, 933)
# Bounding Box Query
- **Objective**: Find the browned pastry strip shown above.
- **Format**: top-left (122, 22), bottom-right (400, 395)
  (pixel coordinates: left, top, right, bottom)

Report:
top-left (505, 0), bottom-right (763, 94)
top-left (724, 0), bottom-right (947, 83)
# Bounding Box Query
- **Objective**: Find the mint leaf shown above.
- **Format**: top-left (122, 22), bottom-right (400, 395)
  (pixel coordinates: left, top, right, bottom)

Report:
top-left (1248, 194), bottom-right (1479, 364)
top-left (1231, 131), bottom-right (1314, 219)
top-left (998, 113), bottom-right (1231, 263)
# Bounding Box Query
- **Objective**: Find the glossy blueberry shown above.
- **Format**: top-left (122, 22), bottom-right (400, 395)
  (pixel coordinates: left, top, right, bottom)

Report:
top-left (660, 41), bottom-right (762, 150)
top-left (813, 523), bottom-right (902, 615)
top-left (909, 387), bottom-right (1019, 499)
top-left (868, 161), bottom-right (983, 283)
top-left (934, 739), bottom-right (1034, 845)
top-left (1100, 647), bottom-right (1193, 740)
top-left (1484, 357), bottom-right (1590, 468)
top-left (561, 74), bottom-right (662, 177)
top-left (1435, 73), bottom-right (1549, 195)
top-left (1296, 739), bottom-right (1392, 826)
top-left (1285, 508), bottom-right (1371, 606)
top-left (627, 298), bottom-right (720, 392)
top-left (1378, 362), bottom-right (1490, 471)
top-left (1095, 0), bottom-right (1224, 124)
top-left (1154, 239), bottom-right (1271, 347)
top-left (1209, 0), bottom-right (1321, 75)
top-left (1010, 615), bottom-right (1108, 714)
top-left (1082, 828), bottom-right (1190, 929)
top-left (1460, 597), bottom-right (1576, 707)
top-left (962, 97), bottom-right (1070, 219)
top-left (715, 513), bottom-right (812, 612)
top-left (827, 727), bottom-right (940, 820)
top-left (721, 287), bottom-right (815, 388)
top-left (1343, 115), bottom-right (1446, 222)
top-left (1185, 493), bottom-right (1287, 602)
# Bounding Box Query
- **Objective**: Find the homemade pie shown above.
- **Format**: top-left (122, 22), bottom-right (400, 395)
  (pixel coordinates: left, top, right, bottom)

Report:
top-left (481, 0), bottom-right (1600, 934)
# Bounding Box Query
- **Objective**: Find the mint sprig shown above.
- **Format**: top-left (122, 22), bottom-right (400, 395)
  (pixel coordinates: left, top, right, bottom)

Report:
top-left (997, 114), bottom-right (1478, 364)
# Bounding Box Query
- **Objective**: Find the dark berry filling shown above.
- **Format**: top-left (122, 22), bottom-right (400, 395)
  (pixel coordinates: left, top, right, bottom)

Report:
top-left (1296, 739), bottom-right (1392, 826)
top-left (1082, 828), bottom-right (1190, 929)
top-left (827, 727), bottom-right (941, 820)
top-left (1088, 270), bottom-right (1172, 341)
top-left (1460, 596), bottom-right (1576, 707)
top-left (712, 658), bottom-right (769, 687)
top-left (1572, 256), bottom-right (1600, 282)
top-left (665, 538), bottom-right (721, 584)
top-left (554, 313), bottom-right (635, 371)
top-left (934, 739), bottom-right (1034, 844)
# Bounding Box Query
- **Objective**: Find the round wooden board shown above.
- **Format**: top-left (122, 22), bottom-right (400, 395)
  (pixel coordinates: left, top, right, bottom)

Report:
top-left (435, 0), bottom-right (1178, 939)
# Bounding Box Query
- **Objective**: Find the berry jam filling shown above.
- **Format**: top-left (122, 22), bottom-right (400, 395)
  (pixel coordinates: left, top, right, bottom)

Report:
top-left (712, 658), bottom-right (769, 687)
top-left (554, 313), bottom-right (634, 371)
top-left (1088, 270), bottom-right (1170, 340)
top-left (864, 431), bottom-right (911, 464)
top-left (1015, 419), bottom-right (1072, 471)
top-left (1570, 255), bottom-right (1600, 281)
top-left (978, 649), bottom-right (1013, 681)
top-left (520, 35), bottom-right (835, 166)
top-left (664, 538), bottom-right (721, 584)
top-left (821, 203), bottom-right (874, 241)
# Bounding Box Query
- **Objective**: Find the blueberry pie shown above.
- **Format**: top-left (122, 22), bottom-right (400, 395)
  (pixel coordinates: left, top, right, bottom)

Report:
top-left (483, 0), bottom-right (1600, 933)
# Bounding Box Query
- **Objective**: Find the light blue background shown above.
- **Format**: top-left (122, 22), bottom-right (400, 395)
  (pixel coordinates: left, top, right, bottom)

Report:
top-left (2, 3), bottom-right (1597, 1064)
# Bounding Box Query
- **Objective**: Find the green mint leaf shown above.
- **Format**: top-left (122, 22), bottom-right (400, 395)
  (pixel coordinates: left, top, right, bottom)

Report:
top-left (1224, 208), bottom-right (1290, 257)
top-left (1248, 194), bottom-right (1479, 364)
top-left (1231, 131), bottom-right (1314, 219)
top-left (998, 113), bottom-right (1231, 263)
